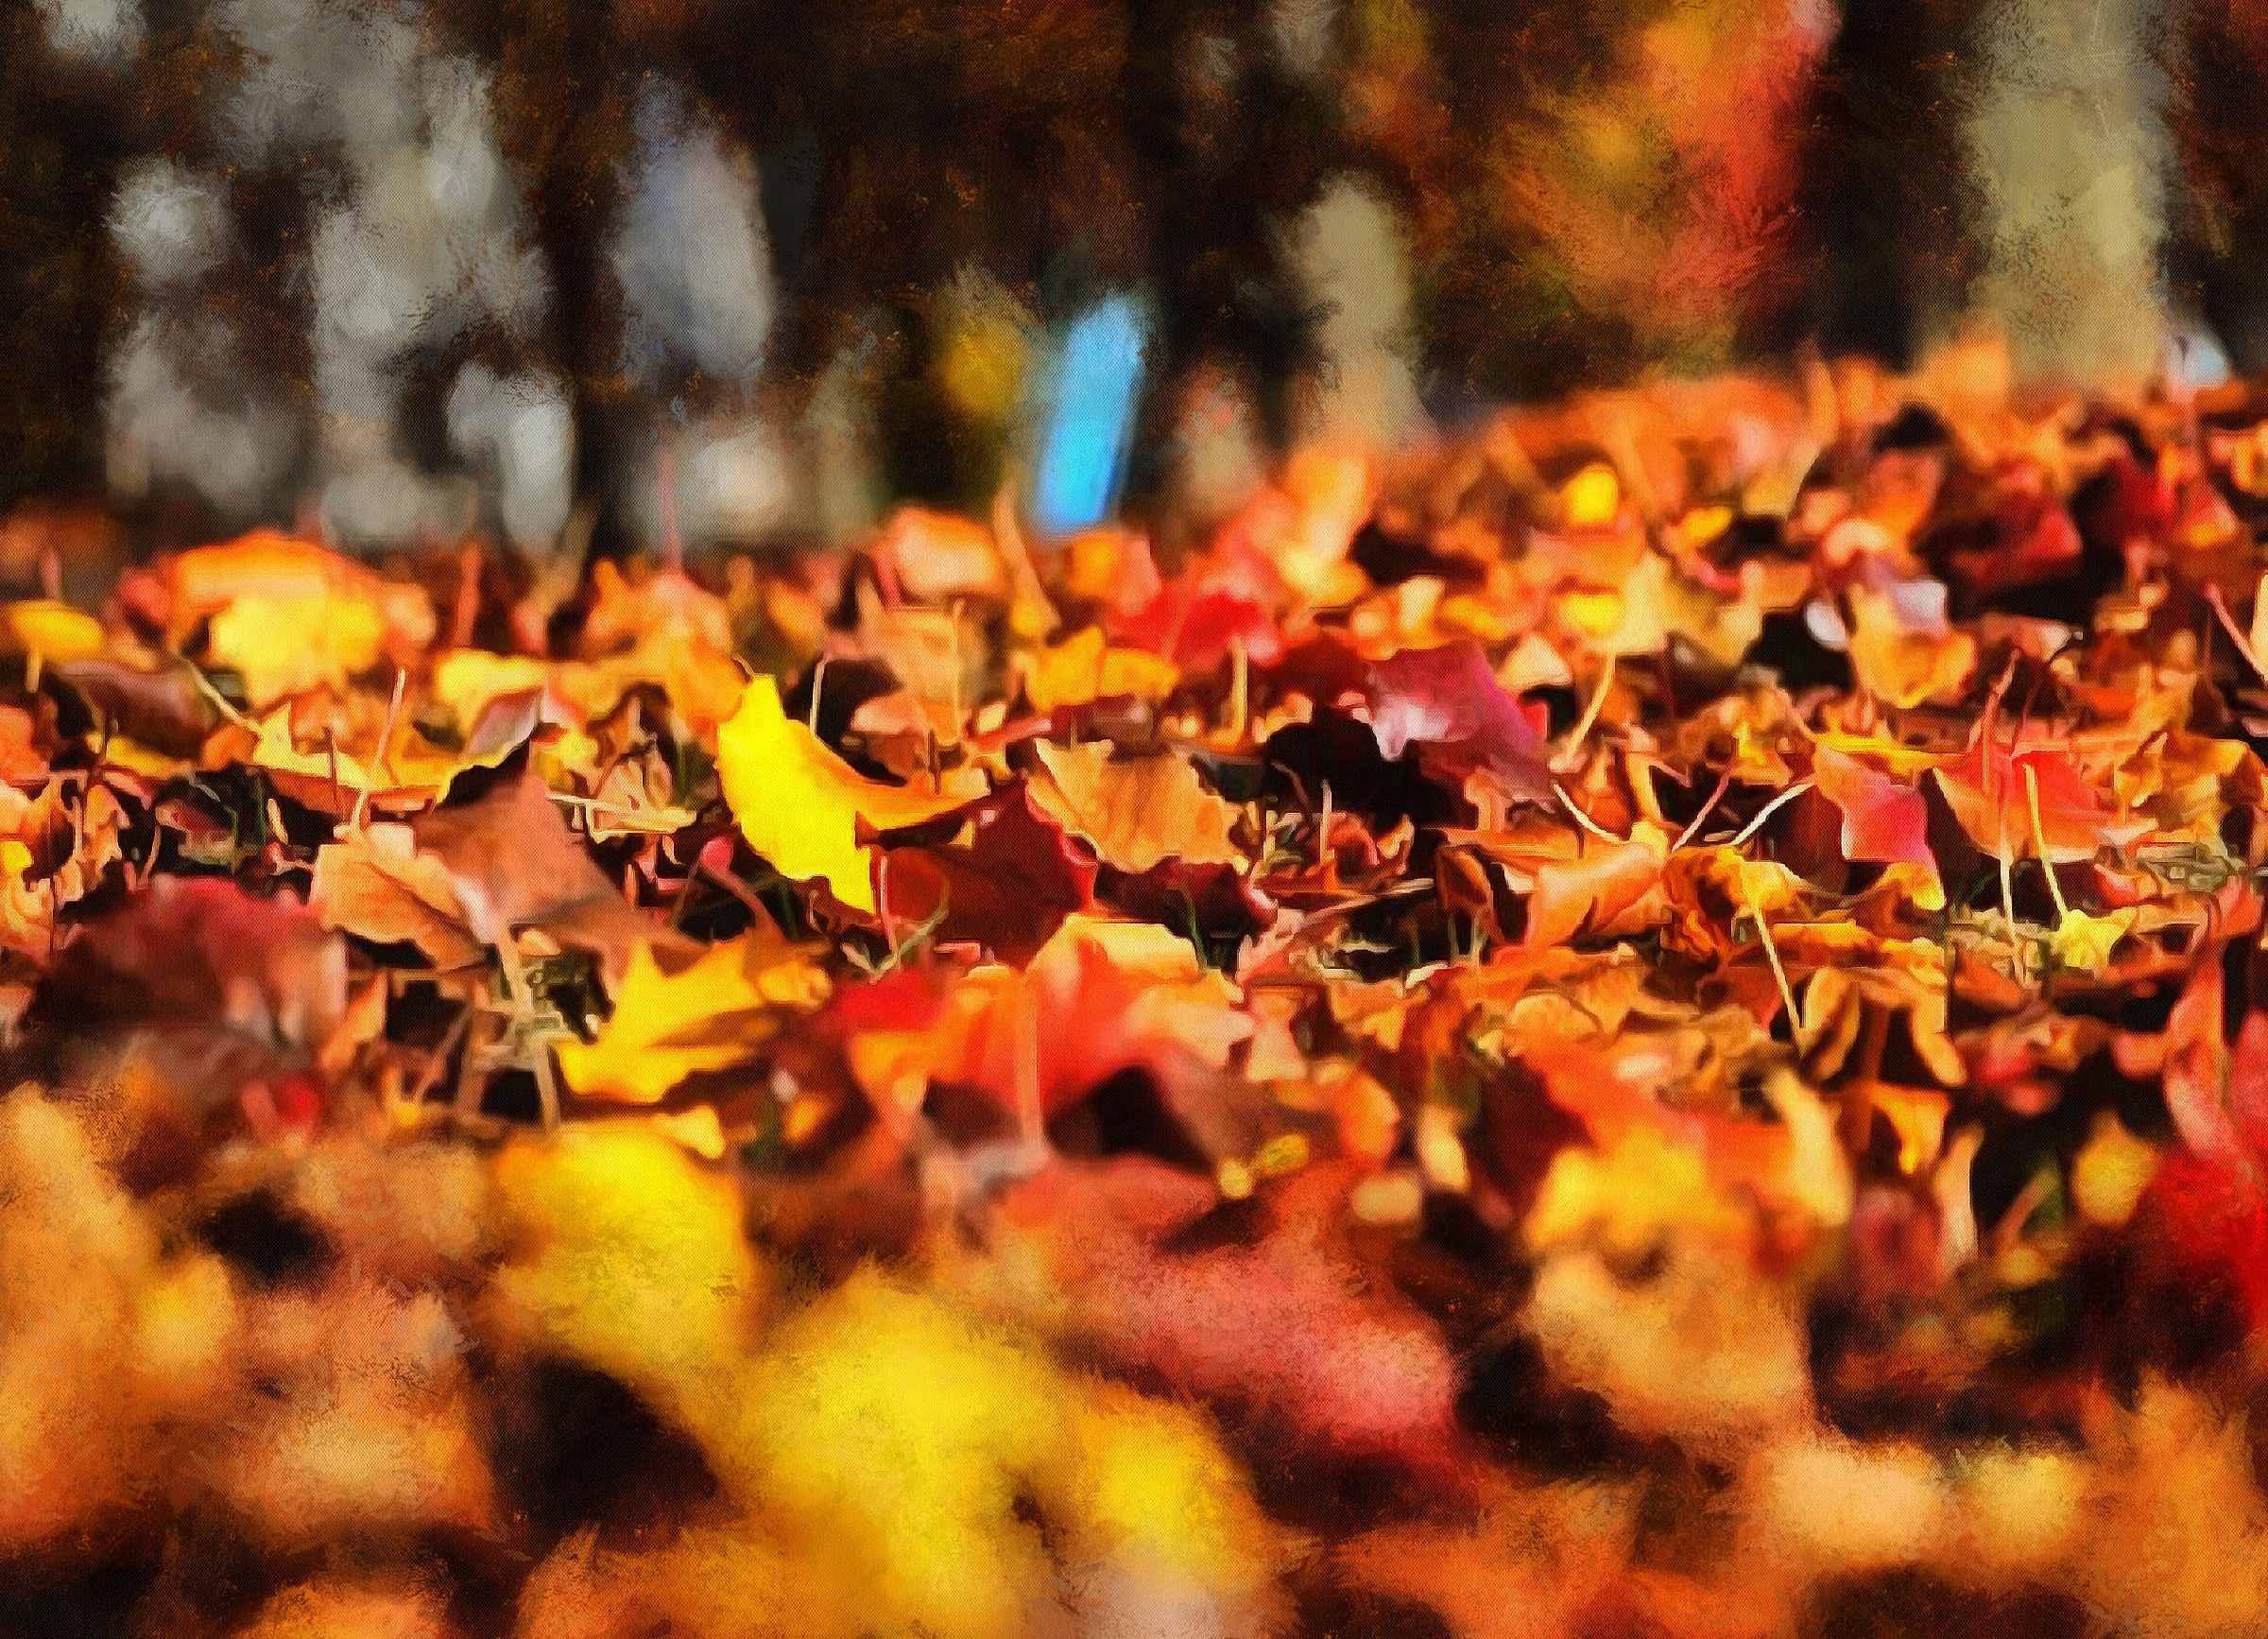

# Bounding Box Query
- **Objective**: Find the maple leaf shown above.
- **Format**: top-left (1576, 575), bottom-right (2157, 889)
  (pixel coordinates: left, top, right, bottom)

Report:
top-left (1845, 580), bottom-right (1978, 707)
top-left (2047, 906), bottom-right (2139, 975)
top-left (309, 824), bottom-right (486, 971)
top-left (409, 768), bottom-right (694, 989)
top-left (1106, 525), bottom-right (1287, 672)
top-left (207, 589), bottom-right (392, 710)
top-left (227, 705), bottom-right (480, 818)
top-left (118, 530), bottom-right (433, 649)
top-left (1366, 640), bottom-right (1553, 802)
top-left (1028, 739), bottom-right (1240, 872)
top-left (0, 600), bottom-right (104, 666)
top-left (572, 561), bottom-right (749, 734)
top-left (716, 674), bottom-right (975, 913)
top-left (872, 505), bottom-right (1007, 602)
top-left (1521, 1041), bottom-right (1853, 1235)
top-left (833, 915), bottom-right (1250, 1126)
top-left (557, 933), bottom-right (830, 1105)
top-left (1520, 836), bottom-right (1665, 949)
top-left (124, 532), bottom-right (435, 710)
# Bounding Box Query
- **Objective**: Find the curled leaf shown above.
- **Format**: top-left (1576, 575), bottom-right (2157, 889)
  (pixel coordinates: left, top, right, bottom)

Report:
top-left (717, 675), bottom-right (972, 912)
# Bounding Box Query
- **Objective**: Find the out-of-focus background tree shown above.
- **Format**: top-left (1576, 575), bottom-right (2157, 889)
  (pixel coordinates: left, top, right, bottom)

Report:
top-left (0, 0), bottom-right (2253, 563)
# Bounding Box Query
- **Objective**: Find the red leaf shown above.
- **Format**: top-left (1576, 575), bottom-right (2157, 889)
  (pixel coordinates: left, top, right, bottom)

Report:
top-left (878, 785), bottom-right (1096, 965)
top-left (1812, 746), bottom-right (1936, 876)
top-left (1367, 642), bottom-right (1554, 802)
top-left (1932, 738), bottom-right (2143, 862)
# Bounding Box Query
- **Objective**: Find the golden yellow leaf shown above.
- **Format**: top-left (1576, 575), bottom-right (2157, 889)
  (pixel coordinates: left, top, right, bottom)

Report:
top-left (556, 933), bottom-right (830, 1105)
top-left (1021, 627), bottom-right (1180, 712)
top-left (1847, 586), bottom-right (1977, 708)
top-left (430, 649), bottom-right (553, 732)
top-left (1562, 461), bottom-right (1622, 528)
top-left (1863, 1082), bottom-right (1952, 1174)
top-left (233, 708), bottom-right (436, 815)
top-left (0, 601), bottom-right (104, 664)
top-left (1525, 1125), bottom-right (1743, 1259)
top-left (207, 591), bottom-right (387, 709)
top-left (488, 1124), bottom-right (769, 1450)
top-left (716, 675), bottom-right (970, 912)
top-left (2071, 1111), bottom-right (2156, 1227)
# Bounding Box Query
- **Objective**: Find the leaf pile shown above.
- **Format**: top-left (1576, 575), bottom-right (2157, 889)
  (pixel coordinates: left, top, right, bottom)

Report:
top-left (11, 355), bottom-right (2268, 1635)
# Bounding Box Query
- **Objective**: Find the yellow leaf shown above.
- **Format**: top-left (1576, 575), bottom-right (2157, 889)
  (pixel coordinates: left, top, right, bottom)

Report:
top-left (94, 734), bottom-right (190, 779)
top-left (1562, 461), bottom-right (1622, 528)
top-left (1810, 731), bottom-right (1947, 780)
top-left (0, 600), bottom-right (103, 664)
top-left (207, 591), bottom-right (389, 708)
top-left (730, 1273), bottom-right (1072, 1635)
top-left (240, 707), bottom-right (384, 787)
top-left (556, 933), bottom-right (830, 1105)
top-left (1524, 1125), bottom-right (1743, 1259)
top-left (488, 1125), bottom-right (769, 1449)
top-left (1021, 627), bottom-right (1180, 712)
top-left (1847, 587), bottom-right (1977, 708)
top-left (2071, 1111), bottom-right (2156, 1227)
top-left (716, 676), bottom-right (970, 912)
top-left (1045, 1384), bottom-right (1282, 1597)
top-left (647, 1106), bottom-right (730, 1161)
top-left (1677, 503), bottom-right (1734, 548)
top-left (2049, 906), bottom-right (2138, 975)
top-left (1864, 1082), bottom-right (1952, 1174)
top-left (431, 648), bottom-right (553, 731)
top-left (235, 707), bottom-right (448, 816)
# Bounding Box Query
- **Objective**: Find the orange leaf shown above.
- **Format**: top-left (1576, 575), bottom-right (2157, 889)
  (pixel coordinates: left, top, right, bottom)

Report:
top-left (1029, 740), bottom-right (1240, 872)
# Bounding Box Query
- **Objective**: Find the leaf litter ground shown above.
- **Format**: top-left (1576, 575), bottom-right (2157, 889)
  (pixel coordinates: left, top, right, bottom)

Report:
top-left (8, 353), bottom-right (2268, 1635)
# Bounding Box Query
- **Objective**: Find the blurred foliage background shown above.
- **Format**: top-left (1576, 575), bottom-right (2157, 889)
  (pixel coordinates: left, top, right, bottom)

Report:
top-left (2, 0), bottom-right (2261, 557)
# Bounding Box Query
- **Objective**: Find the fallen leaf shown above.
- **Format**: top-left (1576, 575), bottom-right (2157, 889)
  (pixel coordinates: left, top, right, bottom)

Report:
top-left (1813, 744), bottom-right (1943, 906)
top-left (412, 768), bottom-right (694, 987)
top-left (1366, 641), bottom-right (1553, 802)
top-left (1029, 740), bottom-right (1240, 872)
top-left (878, 784), bottom-right (1096, 963)
top-left (717, 675), bottom-right (971, 912)
top-left (1934, 739), bottom-right (2148, 862)
top-left (557, 932), bottom-right (830, 1104)
top-left (1019, 626), bottom-right (1180, 712)
top-left (1847, 580), bottom-right (1977, 707)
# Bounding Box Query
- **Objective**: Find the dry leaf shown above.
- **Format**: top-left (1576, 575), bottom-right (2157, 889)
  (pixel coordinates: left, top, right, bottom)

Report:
top-left (1029, 740), bottom-right (1240, 872)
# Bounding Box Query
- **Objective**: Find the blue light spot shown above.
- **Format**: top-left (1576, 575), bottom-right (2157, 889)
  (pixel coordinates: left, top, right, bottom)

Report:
top-left (1030, 293), bottom-right (1149, 537)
